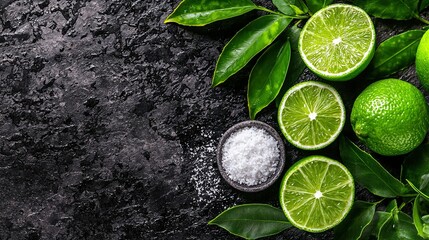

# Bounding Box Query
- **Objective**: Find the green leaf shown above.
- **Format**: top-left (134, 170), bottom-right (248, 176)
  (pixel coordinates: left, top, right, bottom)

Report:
top-left (374, 211), bottom-right (393, 237)
top-left (423, 214), bottom-right (429, 237)
top-left (334, 201), bottom-right (377, 240)
top-left (273, 0), bottom-right (308, 15)
top-left (422, 175), bottom-right (429, 195)
top-left (413, 196), bottom-right (429, 238)
top-left (248, 40), bottom-right (291, 119)
top-left (379, 211), bottom-right (424, 240)
top-left (305, 0), bottom-right (333, 13)
top-left (423, 222), bottom-right (429, 236)
top-left (212, 15), bottom-right (292, 87)
top-left (165, 0), bottom-right (258, 26)
top-left (386, 199), bottom-right (398, 213)
top-left (275, 26), bottom-right (306, 106)
top-left (413, 196), bottom-right (424, 237)
top-left (208, 204), bottom-right (292, 239)
top-left (366, 30), bottom-right (425, 79)
top-left (339, 137), bottom-right (409, 198)
top-left (352, 0), bottom-right (419, 20)
top-left (407, 180), bottom-right (429, 201)
top-left (423, 215), bottom-right (429, 237)
top-left (290, 5), bottom-right (306, 15)
top-left (423, 215), bottom-right (429, 224)
top-left (402, 143), bottom-right (429, 194)
top-left (420, 0), bottom-right (429, 11)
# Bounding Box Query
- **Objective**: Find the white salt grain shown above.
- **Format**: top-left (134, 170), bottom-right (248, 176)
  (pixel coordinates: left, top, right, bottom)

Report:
top-left (189, 128), bottom-right (234, 208)
top-left (221, 127), bottom-right (280, 186)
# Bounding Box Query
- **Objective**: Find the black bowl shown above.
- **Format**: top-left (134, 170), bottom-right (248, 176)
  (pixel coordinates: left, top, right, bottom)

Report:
top-left (216, 120), bottom-right (286, 192)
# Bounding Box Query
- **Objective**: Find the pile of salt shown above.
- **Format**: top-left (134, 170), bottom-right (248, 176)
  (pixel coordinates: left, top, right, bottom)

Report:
top-left (221, 126), bottom-right (281, 186)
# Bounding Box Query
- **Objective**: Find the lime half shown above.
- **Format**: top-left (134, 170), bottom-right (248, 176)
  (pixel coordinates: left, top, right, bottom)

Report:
top-left (277, 81), bottom-right (345, 150)
top-left (279, 155), bottom-right (354, 233)
top-left (299, 4), bottom-right (376, 81)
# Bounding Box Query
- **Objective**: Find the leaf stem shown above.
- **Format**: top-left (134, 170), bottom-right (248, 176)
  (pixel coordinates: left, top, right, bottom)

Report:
top-left (401, 193), bottom-right (418, 198)
top-left (256, 6), bottom-right (280, 15)
top-left (292, 15), bottom-right (310, 20)
top-left (415, 14), bottom-right (429, 25)
top-left (399, 202), bottom-right (405, 209)
top-left (294, 20), bottom-right (302, 27)
top-left (256, 6), bottom-right (309, 19)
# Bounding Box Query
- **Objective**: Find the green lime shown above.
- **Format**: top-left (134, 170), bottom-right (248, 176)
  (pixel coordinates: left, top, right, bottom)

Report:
top-left (417, 30), bottom-right (429, 91)
top-left (351, 79), bottom-right (429, 156)
top-left (277, 81), bottom-right (345, 150)
top-left (299, 4), bottom-right (376, 81)
top-left (279, 155), bottom-right (354, 233)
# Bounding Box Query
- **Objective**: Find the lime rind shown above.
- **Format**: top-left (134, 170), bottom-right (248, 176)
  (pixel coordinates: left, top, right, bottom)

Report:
top-left (277, 81), bottom-right (346, 150)
top-left (279, 156), bottom-right (355, 233)
top-left (299, 4), bottom-right (376, 81)
top-left (350, 79), bottom-right (429, 156)
top-left (416, 30), bottom-right (429, 91)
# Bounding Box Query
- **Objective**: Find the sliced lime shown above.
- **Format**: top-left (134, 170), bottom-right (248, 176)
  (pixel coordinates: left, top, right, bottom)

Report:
top-left (299, 4), bottom-right (376, 81)
top-left (277, 81), bottom-right (345, 150)
top-left (279, 155), bottom-right (354, 233)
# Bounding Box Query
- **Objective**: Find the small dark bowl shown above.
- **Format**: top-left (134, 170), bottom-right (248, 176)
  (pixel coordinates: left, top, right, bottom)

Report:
top-left (216, 120), bottom-right (286, 192)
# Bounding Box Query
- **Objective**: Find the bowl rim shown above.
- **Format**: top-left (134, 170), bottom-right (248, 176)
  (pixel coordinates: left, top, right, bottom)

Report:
top-left (216, 120), bottom-right (286, 192)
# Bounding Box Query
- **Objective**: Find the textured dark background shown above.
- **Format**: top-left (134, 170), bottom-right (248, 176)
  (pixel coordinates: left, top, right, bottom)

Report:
top-left (0, 0), bottom-right (427, 239)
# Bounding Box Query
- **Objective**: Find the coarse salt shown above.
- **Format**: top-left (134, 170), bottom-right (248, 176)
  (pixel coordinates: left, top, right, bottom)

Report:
top-left (221, 127), bottom-right (280, 186)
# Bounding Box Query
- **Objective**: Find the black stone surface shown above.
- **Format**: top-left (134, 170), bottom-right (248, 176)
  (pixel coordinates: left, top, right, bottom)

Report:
top-left (0, 0), bottom-right (427, 239)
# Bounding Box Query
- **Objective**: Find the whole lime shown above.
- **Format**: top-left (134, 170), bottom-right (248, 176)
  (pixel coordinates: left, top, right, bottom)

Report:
top-left (417, 30), bottom-right (429, 91)
top-left (350, 79), bottom-right (429, 156)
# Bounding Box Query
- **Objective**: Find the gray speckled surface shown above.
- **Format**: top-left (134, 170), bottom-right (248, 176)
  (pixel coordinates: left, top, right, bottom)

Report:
top-left (0, 0), bottom-right (427, 239)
